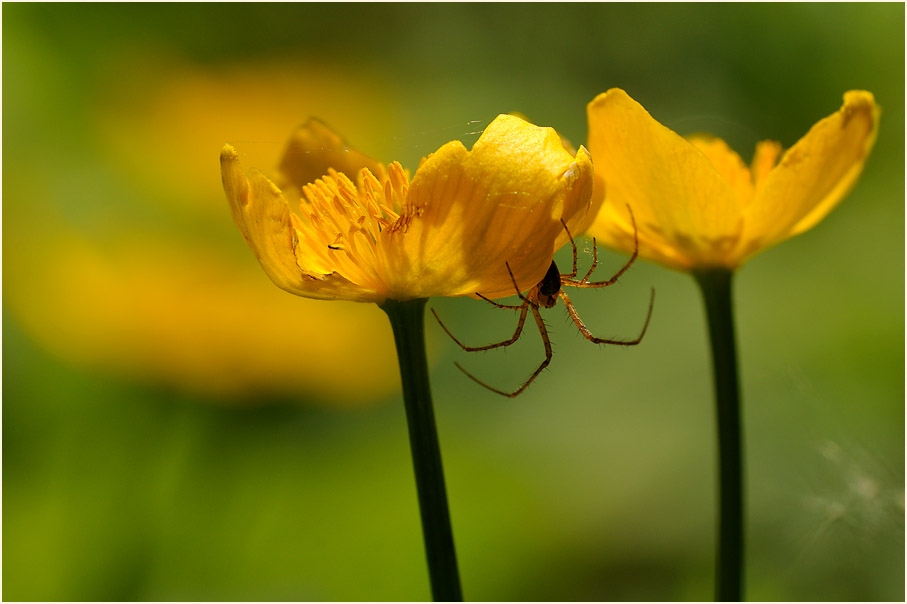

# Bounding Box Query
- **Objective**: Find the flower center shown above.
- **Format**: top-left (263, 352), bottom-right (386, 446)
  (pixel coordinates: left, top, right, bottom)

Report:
top-left (291, 163), bottom-right (410, 291)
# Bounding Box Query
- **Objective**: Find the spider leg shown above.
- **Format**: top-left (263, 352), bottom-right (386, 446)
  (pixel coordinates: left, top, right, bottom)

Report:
top-left (454, 302), bottom-right (553, 398)
top-left (564, 204), bottom-right (640, 289)
top-left (580, 237), bottom-right (599, 283)
top-left (475, 292), bottom-right (524, 310)
top-left (430, 258), bottom-right (534, 351)
top-left (473, 263), bottom-right (536, 307)
top-left (559, 219), bottom-right (579, 279)
top-left (431, 303), bottom-right (529, 352)
top-left (561, 288), bottom-right (655, 345)
top-left (503, 261), bottom-right (537, 307)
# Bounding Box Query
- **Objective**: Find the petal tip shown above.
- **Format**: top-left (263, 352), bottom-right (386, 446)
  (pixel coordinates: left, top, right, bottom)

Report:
top-left (843, 89), bottom-right (878, 107)
top-left (561, 145), bottom-right (593, 180)
top-left (588, 87), bottom-right (630, 110)
top-left (844, 91), bottom-right (882, 137)
top-left (839, 90), bottom-right (880, 124)
top-left (221, 143), bottom-right (238, 161)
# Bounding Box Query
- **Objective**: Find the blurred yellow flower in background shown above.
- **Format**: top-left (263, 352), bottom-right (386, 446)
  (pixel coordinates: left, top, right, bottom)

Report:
top-left (586, 88), bottom-right (880, 271)
top-left (222, 114), bottom-right (595, 304)
top-left (4, 59), bottom-right (406, 404)
top-left (4, 230), bottom-right (396, 402)
top-left (96, 60), bottom-right (399, 219)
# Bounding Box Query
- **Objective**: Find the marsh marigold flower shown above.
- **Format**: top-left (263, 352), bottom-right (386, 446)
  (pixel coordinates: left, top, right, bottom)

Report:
top-left (221, 115), bottom-right (595, 304)
top-left (586, 89), bottom-right (880, 271)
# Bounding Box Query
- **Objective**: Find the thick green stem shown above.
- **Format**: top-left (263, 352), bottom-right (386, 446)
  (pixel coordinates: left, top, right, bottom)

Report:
top-left (693, 269), bottom-right (744, 602)
top-left (380, 298), bottom-right (463, 602)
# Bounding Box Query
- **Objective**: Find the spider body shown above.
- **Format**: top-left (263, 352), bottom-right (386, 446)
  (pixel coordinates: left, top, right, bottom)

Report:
top-left (536, 261), bottom-right (561, 308)
top-left (432, 211), bottom-right (654, 398)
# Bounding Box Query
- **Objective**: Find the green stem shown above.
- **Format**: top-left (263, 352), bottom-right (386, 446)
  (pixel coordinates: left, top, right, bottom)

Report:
top-left (380, 298), bottom-right (463, 602)
top-left (693, 269), bottom-right (744, 602)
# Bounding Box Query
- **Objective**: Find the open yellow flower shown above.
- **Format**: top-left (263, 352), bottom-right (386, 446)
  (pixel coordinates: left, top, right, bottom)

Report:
top-left (222, 115), bottom-right (595, 304)
top-left (584, 89), bottom-right (880, 600)
top-left (586, 88), bottom-right (880, 271)
top-left (223, 116), bottom-right (595, 597)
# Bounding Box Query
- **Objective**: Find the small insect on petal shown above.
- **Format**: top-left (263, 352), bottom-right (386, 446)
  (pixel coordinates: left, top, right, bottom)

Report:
top-left (328, 233), bottom-right (345, 251)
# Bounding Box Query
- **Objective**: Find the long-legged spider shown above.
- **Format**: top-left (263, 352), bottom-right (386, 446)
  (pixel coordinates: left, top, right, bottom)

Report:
top-left (431, 211), bottom-right (654, 398)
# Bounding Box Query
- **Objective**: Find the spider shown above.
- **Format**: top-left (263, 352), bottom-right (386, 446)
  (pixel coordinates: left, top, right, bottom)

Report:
top-left (431, 210), bottom-right (654, 398)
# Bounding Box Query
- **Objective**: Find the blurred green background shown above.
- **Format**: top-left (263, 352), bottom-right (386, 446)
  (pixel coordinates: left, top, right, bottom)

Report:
top-left (3, 3), bottom-right (903, 601)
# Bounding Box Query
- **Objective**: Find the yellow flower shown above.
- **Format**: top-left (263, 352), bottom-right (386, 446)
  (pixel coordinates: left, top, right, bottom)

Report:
top-left (97, 59), bottom-right (399, 218)
top-left (4, 226), bottom-right (401, 404)
top-left (222, 115), bottom-right (595, 304)
top-left (586, 89), bottom-right (880, 271)
top-left (4, 59), bottom-right (405, 404)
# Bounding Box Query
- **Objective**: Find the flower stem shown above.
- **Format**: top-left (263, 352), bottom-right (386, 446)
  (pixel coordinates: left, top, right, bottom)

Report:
top-left (380, 298), bottom-right (463, 602)
top-left (693, 269), bottom-right (744, 602)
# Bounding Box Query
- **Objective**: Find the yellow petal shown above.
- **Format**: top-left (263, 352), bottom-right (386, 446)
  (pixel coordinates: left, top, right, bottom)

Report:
top-left (737, 90), bottom-right (880, 260)
top-left (586, 88), bottom-right (744, 271)
top-left (557, 145), bottom-right (599, 246)
top-left (505, 114), bottom-right (598, 237)
top-left (749, 140), bottom-right (783, 194)
top-left (378, 114), bottom-right (594, 300)
top-left (276, 118), bottom-right (387, 194)
top-left (221, 144), bottom-right (379, 302)
top-left (687, 135), bottom-right (754, 208)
